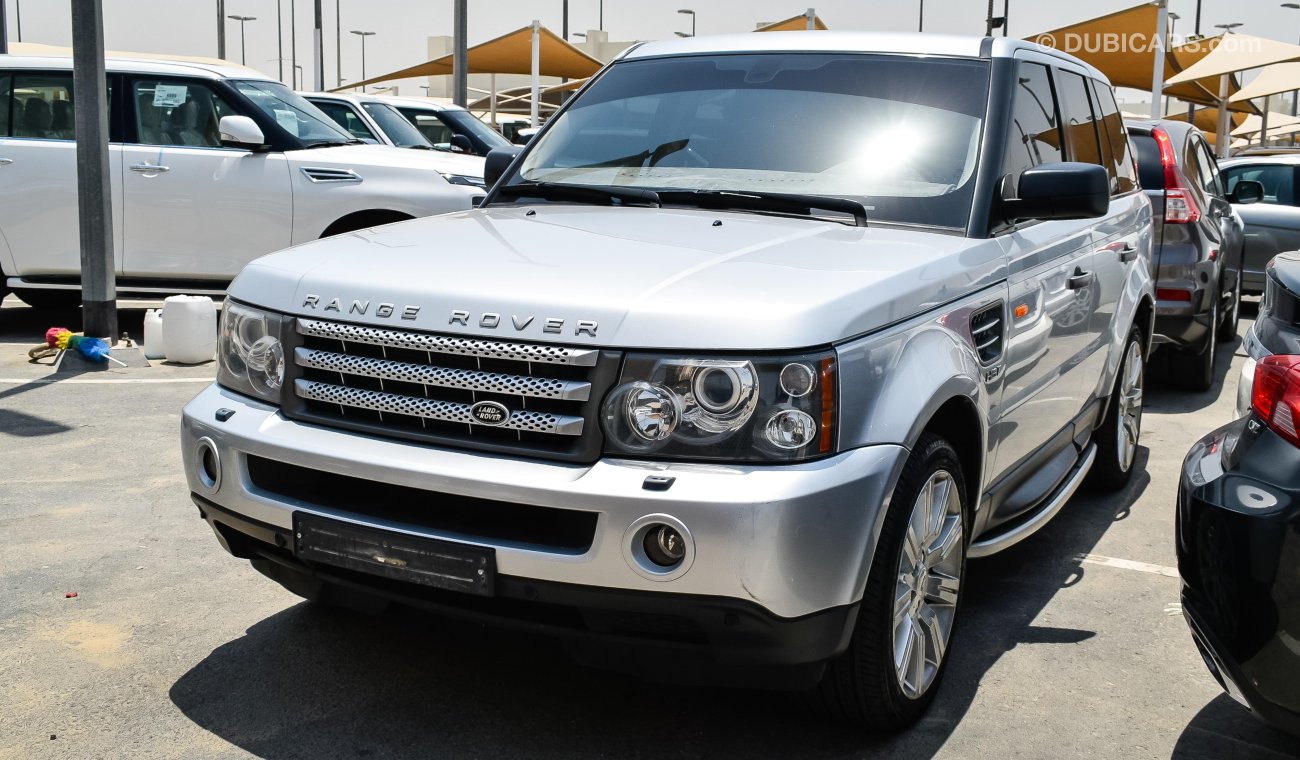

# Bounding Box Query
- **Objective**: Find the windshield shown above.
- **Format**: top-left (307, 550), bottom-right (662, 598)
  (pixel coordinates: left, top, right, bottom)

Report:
top-left (232, 80), bottom-right (353, 146)
top-left (438, 108), bottom-right (511, 151)
top-left (513, 54), bottom-right (990, 228)
top-left (361, 102), bottom-right (434, 148)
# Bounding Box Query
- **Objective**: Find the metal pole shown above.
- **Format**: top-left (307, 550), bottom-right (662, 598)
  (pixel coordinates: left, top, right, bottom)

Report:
top-left (240, 19), bottom-right (247, 64)
top-left (1150, 0), bottom-right (1166, 120)
top-left (530, 19), bottom-right (540, 127)
top-left (277, 0), bottom-right (284, 82)
top-left (917, 0), bottom-right (923, 32)
top-left (71, 0), bottom-right (117, 339)
top-left (290, 0), bottom-right (296, 88)
top-left (453, 0), bottom-right (468, 107)
top-left (806, 7), bottom-right (815, 30)
top-left (335, 0), bottom-right (341, 89)
top-left (217, 0), bottom-right (226, 58)
top-left (359, 32), bottom-right (365, 80)
top-left (563, 0), bottom-right (568, 39)
top-left (1262, 95), bottom-right (1271, 146)
top-left (985, 0), bottom-right (994, 36)
top-left (1216, 74), bottom-right (1231, 158)
top-left (14, 0), bottom-right (19, 41)
top-left (0, 0), bottom-right (8, 55)
top-left (490, 72), bottom-right (497, 127)
top-left (313, 0), bottom-right (323, 91)
top-left (599, 0), bottom-right (603, 31)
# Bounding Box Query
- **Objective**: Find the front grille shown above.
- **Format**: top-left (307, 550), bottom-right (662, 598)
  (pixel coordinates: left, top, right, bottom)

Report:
top-left (282, 318), bottom-right (622, 462)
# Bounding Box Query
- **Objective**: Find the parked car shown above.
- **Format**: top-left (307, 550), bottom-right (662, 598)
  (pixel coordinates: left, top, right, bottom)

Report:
top-left (0, 56), bottom-right (481, 308)
top-left (181, 33), bottom-right (1154, 731)
top-left (301, 91), bottom-right (486, 187)
top-left (1235, 251), bottom-right (1300, 418)
top-left (1126, 119), bottom-right (1258, 390)
top-left (377, 95), bottom-right (513, 156)
top-left (1178, 258), bottom-right (1300, 735)
top-left (1220, 154), bottom-right (1300, 295)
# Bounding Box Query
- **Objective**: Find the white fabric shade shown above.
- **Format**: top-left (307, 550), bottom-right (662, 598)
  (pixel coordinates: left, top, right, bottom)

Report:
top-left (1229, 62), bottom-right (1300, 103)
top-left (1167, 34), bottom-right (1300, 85)
top-left (1231, 111), bottom-right (1300, 137)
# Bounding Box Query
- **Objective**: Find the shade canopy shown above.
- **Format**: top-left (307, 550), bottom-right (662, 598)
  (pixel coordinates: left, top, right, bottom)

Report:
top-left (1231, 111), bottom-right (1300, 137)
top-left (754, 13), bottom-right (827, 32)
top-left (1165, 107), bottom-right (1250, 134)
top-left (1229, 62), bottom-right (1300, 103)
top-left (1167, 34), bottom-right (1300, 85)
top-left (338, 24), bottom-right (604, 92)
top-left (1028, 5), bottom-right (1253, 114)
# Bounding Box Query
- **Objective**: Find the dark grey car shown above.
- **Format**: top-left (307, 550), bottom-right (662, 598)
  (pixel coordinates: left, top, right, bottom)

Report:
top-left (1220, 156), bottom-right (1300, 295)
top-left (1125, 119), bottom-right (1259, 390)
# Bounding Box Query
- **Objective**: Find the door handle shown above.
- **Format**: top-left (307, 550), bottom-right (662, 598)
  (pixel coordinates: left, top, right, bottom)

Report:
top-left (1067, 269), bottom-right (1093, 290)
top-left (129, 163), bottom-right (170, 173)
top-left (0, 158), bottom-right (12, 165)
top-left (1117, 244), bottom-right (1137, 263)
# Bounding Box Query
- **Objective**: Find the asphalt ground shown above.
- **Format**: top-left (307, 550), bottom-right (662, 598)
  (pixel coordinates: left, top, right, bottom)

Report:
top-left (2, 293), bottom-right (1299, 759)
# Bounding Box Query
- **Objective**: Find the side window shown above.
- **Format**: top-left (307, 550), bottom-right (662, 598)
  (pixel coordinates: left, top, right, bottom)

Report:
top-left (399, 109), bottom-right (454, 147)
top-left (312, 101), bottom-right (376, 141)
top-left (0, 74), bottom-right (10, 137)
top-left (132, 79), bottom-right (239, 148)
top-left (1225, 164), bottom-right (1296, 206)
top-left (1088, 78), bottom-right (1138, 195)
top-left (1000, 61), bottom-right (1064, 189)
top-left (1197, 141), bottom-right (1225, 198)
top-left (10, 72), bottom-right (76, 140)
top-left (1056, 70), bottom-right (1104, 170)
top-left (1182, 139), bottom-right (1212, 207)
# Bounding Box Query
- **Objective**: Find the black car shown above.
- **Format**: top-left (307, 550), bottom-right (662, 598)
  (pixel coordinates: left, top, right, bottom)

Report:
top-left (1177, 253), bottom-right (1300, 736)
top-left (1126, 119), bottom-right (1262, 390)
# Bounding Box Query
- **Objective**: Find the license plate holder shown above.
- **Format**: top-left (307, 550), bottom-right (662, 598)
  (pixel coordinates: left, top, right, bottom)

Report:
top-left (294, 513), bottom-right (495, 596)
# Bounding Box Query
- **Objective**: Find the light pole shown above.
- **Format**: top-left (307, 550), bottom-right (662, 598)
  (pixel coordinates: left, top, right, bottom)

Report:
top-left (351, 30), bottom-right (375, 83)
top-left (229, 15), bottom-right (256, 65)
top-left (1166, 11), bottom-right (1180, 116)
top-left (1214, 22), bottom-right (1242, 33)
top-left (276, 0), bottom-right (283, 82)
top-left (335, 0), bottom-right (342, 89)
top-left (14, 0), bottom-right (20, 41)
top-left (598, 0), bottom-right (603, 31)
top-left (217, 0), bottom-right (226, 58)
top-left (677, 8), bottom-right (695, 37)
top-left (918, 0), bottom-right (924, 32)
top-left (1284, 4), bottom-right (1300, 117)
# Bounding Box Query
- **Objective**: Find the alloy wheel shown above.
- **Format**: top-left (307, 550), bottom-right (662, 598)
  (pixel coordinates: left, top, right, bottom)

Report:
top-left (1116, 339), bottom-right (1144, 471)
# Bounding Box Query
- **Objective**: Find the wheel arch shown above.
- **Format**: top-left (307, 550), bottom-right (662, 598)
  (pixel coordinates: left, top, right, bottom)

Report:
top-left (319, 209), bottom-right (416, 238)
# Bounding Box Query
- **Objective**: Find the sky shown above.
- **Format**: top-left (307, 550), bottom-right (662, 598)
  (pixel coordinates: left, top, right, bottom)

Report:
top-left (3, 0), bottom-right (1293, 100)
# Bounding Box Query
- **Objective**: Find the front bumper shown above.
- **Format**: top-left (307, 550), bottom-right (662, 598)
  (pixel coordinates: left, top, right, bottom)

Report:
top-left (181, 384), bottom-right (908, 661)
top-left (1177, 418), bottom-right (1300, 736)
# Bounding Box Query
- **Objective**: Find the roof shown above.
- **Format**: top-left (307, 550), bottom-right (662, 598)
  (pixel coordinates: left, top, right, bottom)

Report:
top-left (2, 42), bottom-right (267, 80)
top-left (335, 24), bottom-right (604, 92)
top-left (372, 95), bottom-right (466, 113)
top-left (625, 31), bottom-right (988, 61)
top-left (1168, 33), bottom-right (1300, 85)
top-left (1025, 5), bottom-right (1254, 114)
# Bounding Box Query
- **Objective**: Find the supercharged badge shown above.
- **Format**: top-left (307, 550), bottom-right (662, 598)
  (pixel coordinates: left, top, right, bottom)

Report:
top-left (470, 401), bottom-right (510, 426)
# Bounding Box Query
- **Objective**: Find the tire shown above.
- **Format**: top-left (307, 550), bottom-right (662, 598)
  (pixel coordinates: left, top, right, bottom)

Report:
top-left (14, 288), bottom-right (82, 311)
top-left (1088, 325), bottom-right (1145, 491)
top-left (809, 433), bottom-right (966, 732)
top-left (1217, 273), bottom-right (1241, 343)
top-left (1172, 296), bottom-right (1216, 392)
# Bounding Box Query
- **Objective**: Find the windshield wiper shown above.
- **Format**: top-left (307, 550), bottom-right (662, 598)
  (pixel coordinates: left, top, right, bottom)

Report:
top-left (495, 182), bottom-right (662, 207)
top-left (309, 138), bottom-right (366, 147)
top-left (657, 189), bottom-right (869, 227)
top-left (580, 138), bottom-right (691, 169)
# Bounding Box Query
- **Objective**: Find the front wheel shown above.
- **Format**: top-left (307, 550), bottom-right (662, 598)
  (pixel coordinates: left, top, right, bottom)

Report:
top-left (809, 433), bottom-right (966, 731)
top-left (1088, 325), bottom-right (1144, 490)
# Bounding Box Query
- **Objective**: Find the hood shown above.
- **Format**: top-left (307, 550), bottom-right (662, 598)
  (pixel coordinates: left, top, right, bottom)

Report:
top-left (288, 143), bottom-right (485, 178)
top-left (231, 206), bottom-right (1004, 350)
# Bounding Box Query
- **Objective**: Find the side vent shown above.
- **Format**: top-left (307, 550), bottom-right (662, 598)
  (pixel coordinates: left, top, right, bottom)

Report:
top-left (970, 303), bottom-right (1004, 365)
top-left (300, 167), bottom-right (362, 184)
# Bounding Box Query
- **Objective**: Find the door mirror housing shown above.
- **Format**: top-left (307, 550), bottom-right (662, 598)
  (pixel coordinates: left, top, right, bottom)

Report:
top-left (449, 134), bottom-right (474, 154)
top-left (1229, 179), bottom-right (1265, 205)
top-left (218, 115), bottom-right (266, 150)
top-left (1001, 162), bottom-right (1110, 223)
top-left (484, 146), bottom-right (524, 188)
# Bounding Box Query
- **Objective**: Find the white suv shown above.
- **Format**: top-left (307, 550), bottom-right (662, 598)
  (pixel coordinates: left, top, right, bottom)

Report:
top-left (0, 56), bottom-right (480, 307)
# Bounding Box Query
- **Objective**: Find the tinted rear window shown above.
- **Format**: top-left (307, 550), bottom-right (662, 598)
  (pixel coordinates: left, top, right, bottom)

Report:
top-left (1130, 134), bottom-right (1164, 190)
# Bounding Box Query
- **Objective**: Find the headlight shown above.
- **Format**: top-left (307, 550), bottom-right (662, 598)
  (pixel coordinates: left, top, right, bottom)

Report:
top-left (441, 172), bottom-right (486, 187)
top-left (601, 352), bottom-right (836, 462)
top-left (216, 300), bottom-right (287, 404)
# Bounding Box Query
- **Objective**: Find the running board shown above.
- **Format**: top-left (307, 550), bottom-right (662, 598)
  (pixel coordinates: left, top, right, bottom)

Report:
top-left (968, 443), bottom-right (1096, 558)
top-left (7, 277), bottom-right (226, 297)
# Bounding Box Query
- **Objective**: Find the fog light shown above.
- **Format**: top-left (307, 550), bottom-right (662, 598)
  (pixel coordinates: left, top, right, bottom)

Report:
top-left (644, 524), bottom-right (686, 567)
top-left (195, 437), bottom-right (221, 491)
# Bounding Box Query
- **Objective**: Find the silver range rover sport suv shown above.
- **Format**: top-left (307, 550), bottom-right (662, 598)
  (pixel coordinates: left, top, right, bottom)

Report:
top-left (181, 33), bottom-right (1153, 731)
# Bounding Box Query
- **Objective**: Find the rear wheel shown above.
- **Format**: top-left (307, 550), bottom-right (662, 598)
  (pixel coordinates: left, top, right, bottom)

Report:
top-left (1088, 325), bottom-right (1144, 490)
top-left (1172, 296), bottom-right (1216, 392)
top-left (1217, 273), bottom-right (1241, 343)
top-left (809, 433), bottom-right (965, 731)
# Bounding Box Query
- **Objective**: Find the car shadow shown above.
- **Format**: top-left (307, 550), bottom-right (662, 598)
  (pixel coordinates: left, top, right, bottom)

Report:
top-left (0, 296), bottom-right (158, 345)
top-left (169, 449), bottom-right (1152, 759)
top-left (1172, 694), bottom-right (1300, 759)
top-left (1145, 337), bottom-right (1241, 414)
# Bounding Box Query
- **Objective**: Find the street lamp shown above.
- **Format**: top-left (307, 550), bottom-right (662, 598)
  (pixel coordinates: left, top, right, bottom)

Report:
top-left (228, 15), bottom-right (256, 65)
top-left (350, 30), bottom-right (375, 82)
top-left (677, 8), bottom-right (695, 37)
top-left (1214, 22), bottom-right (1243, 33)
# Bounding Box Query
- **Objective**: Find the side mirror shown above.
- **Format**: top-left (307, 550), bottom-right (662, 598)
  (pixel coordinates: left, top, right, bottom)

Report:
top-left (1001, 162), bottom-right (1109, 223)
top-left (484, 146), bottom-right (524, 188)
top-left (218, 115), bottom-right (265, 150)
top-left (1229, 179), bottom-right (1265, 205)
top-left (449, 134), bottom-right (474, 154)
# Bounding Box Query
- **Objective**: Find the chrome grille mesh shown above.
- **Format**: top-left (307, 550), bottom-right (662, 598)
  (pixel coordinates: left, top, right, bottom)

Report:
top-left (298, 318), bottom-right (598, 366)
top-left (287, 318), bottom-right (606, 456)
